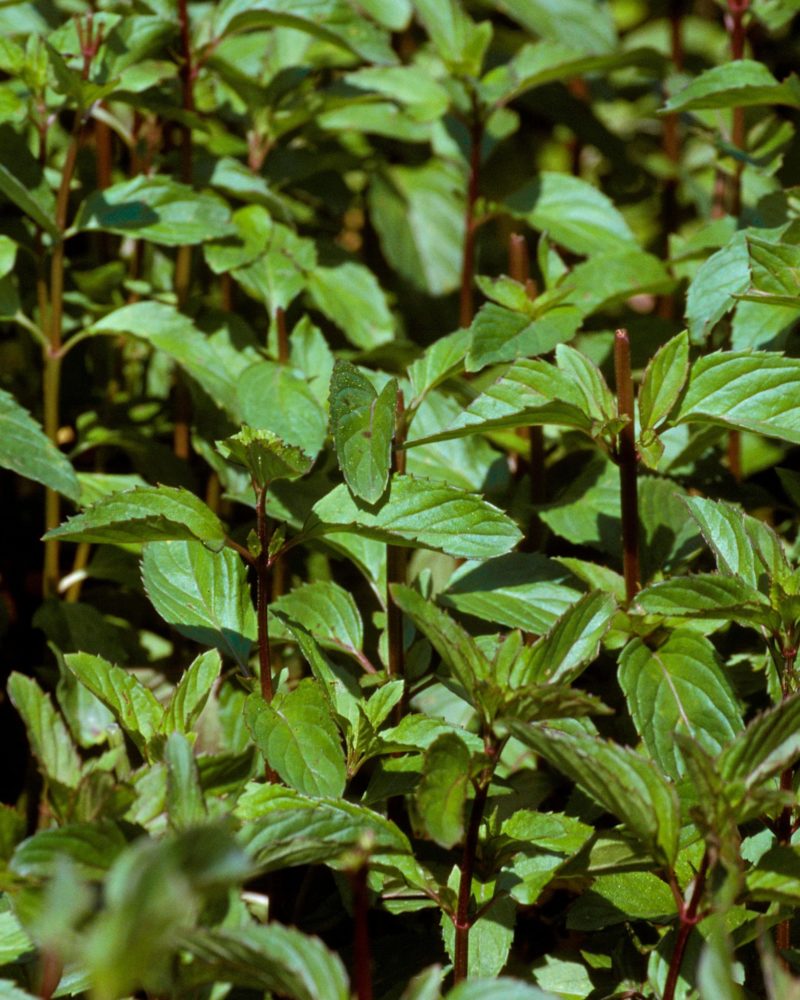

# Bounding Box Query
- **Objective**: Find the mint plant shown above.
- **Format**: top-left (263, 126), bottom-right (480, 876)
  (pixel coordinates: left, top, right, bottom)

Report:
top-left (2, 1), bottom-right (800, 998)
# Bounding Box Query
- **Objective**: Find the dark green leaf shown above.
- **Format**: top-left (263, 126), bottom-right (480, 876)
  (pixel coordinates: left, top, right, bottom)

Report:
top-left (164, 650), bottom-right (222, 735)
top-left (11, 821), bottom-right (127, 879)
top-left (244, 682), bottom-right (347, 797)
top-left (416, 733), bottom-right (470, 848)
top-left (45, 486), bottom-right (227, 552)
top-left (634, 574), bottom-right (779, 629)
top-left (307, 475), bottom-right (522, 559)
top-left (619, 631), bottom-right (743, 779)
top-left (0, 390), bottom-right (80, 501)
top-left (329, 361), bottom-right (396, 503)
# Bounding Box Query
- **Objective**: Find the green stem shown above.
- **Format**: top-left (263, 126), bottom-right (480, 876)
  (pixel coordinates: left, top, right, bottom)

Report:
top-left (663, 852), bottom-right (710, 1000)
top-left (614, 329), bottom-right (640, 603)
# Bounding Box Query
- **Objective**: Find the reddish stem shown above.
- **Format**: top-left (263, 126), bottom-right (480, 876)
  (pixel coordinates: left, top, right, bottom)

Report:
top-left (614, 330), bottom-right (640, 602)
top-left (663, 853), bottom-right (710, 1000)
top-left (255, 485), bottom-right (273, 704)
top-left (349, 863), bottom-right (373, 1000)
top-left (453, 778), bottom-right (490, 983)
top-left (387, 391), bottom-right (408, 719)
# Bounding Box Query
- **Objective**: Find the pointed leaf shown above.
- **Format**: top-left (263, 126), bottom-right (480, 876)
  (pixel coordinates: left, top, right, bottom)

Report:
top-left (0, 390), bottom-right (80, 501)
top-left (329, 361), bottom-right (396, 503)
top-left (75, 175), bottom-right (234, 245)
top-left (509, 723), bottom-right (680, 866)
top-left (307, 475), bottom-right (522, 559)
top-left (465, 302), bottom-right (582, 372)
top-left (664, 60), bottom-right (800, 113)
top-left (676, 351), bottom-right (800, 444)
top-left (445, 980), bottom-right (554, 1000)
top-left (638, 330), bottom-right (690, 433)
top-left (271, 581), bottom-right (366, 670)
top-left (308, 262), bottom-right (394, 350)
top-left (408, 328), bottom-right (470, 405)
top-left (619, 632), bottom-right (743, 780)
top-left (0, 125), bottom-right (58, 237)
top-left (164, 650), bottom-right (222, 735)
top-left (45, 486), bottom-right (227, 551)
top-left (7, 673), bottom-right (82, 789)
top-left (142, 541), bottom-right (255, 672)
top-left (634, 574), bottom-right (779, 629)
top-left (416, 733), bottom-right (470, 849)
top-left (237, 360), bottom-right (327, 459)
top-left (165, 732), bottom-right (207, 829)
top-left (218, 427), bottom-right (313, 487)
top-left (244, 682), bottom-right (346, 797)
top-left (182, 924), bottom-right (349, 1000)
top-left (719, 695), bottom-right (800, 790)
top-left (64, 653), bottom-right (163, 758)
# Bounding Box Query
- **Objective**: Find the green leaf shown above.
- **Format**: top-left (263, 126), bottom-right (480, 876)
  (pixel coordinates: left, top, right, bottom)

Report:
top-left (346, 65), bottom-right (449, 121)
top-left (217, 427), bottom-right (313, 487)
top-left (445, 980), bottom-right (554, 1000)
top-left (619, 632), bottom-right (743, 780)
top-left (390, 583), bottom-right (489, 694)
top-left (495, 0), bottom-right (617, 54)
top-left (215, 0), bottom-right (397, 64)
top-left (638, 330), bottom-right (690, 433)
top-left (271, 581), bottom-right (366, 670)
top-left (0, 390), bottom-right (80, 501)
top-left (465, 302), bottom-right (582, 372)
top-left (45, 486), bottom-right (227, 552)
top-left (237, 361), bottom-right (327, 459)
top-left (89, 302), bottom-right (242, 415)
top-left (696, 916), bottom-right (745, 1000)
top-left (0, 909), bottom-right (33, 965)
top-left (308, 263), bottom-right (394, 350)
top-left (244, 682), bottom-right (347, 797)
top-left (664, 60), bottom-right (800, 113)
top-left (182, 924), bottom-right (350, 1000)
top-left (75, 175), bottom-right (234, 245)
top-left (165, 732), bottom-right (207, 829)
top-left (509, 591), bottom-right (617, 687)
top-left (307, 475), bottom-right (522, 559)
top-left (746, 846), bottom-right (800, 905)
top-left (685, 234), bottom-right (750, 343)
top-left (416, 733), bottom-right (471, 848)
top-left (64, 653), bottom-right (163, 758)
top-left (440, 553), bottom-right (583, 634)
top-left (566, 247), bottom-right (674, 315)
top-left (682, 496), bottom-right (787, 589)
top-left (413, 0), bottom-right (492, 75)
top-left (676, 351), bottom-right (800, 444)
top-left (504, 172), bottom-right (635, 256)
top-left (408, 327), bottom-right (470, 405)
top-left (719, 695), bottom-right (800, 791)
top-left (11, 821), bottom-right (127, 879)
top-left (329, 361), bottom-right (397, 504)
top-left (164, 650), bottom-right (222, 735)
top-left (142, 541), bottom-right (256, 672)
top-left (566, 870), bottom-right (677, 929)
top-left (7, 673), bottom-right (82, 789)
top-left (509, 723), bottom-right (680, 866)
top-left (369, 161), bottom-right (464, 296)
top-left (634, 574), bottom-right (779, 629)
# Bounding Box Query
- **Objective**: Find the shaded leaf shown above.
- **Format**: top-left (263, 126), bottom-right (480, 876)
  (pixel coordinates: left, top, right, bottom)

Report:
top-left (0, 390), bottom-right (80, 501)
top-left (416, 733), bottom-right (470, 848)
top-left (164, 650), bottom-right (222, 735)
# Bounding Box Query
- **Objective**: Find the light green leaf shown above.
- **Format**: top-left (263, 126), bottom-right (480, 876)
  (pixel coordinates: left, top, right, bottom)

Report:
top-left (165, 732), bottom-right (207, 829)
top-left (494, 0), bottom-right (617, 55)
top-left (7, 673), bottom-right (82, 789)
top-left (566, 870), bottom-right (677, 929)
top-left (509, 723), bottom-right (680, 866)
top-left (182, 924), bottom-right (350, 1000)
top-left (271, 581), bottom-right (366, 669)
top-left (75, 175), bottom-right (234, 245)
top-left (45, 486), bottom-right (227, 551)
top-left (307, 475), bottom-right (522, 560)
top-left (215, 0), bottom-right (397, 64)
top-left (638, 330), bottom-right (690, 433)
top-left (676, 351), bottom-right (800, 444)
top-left (329, 361), bottom-right (396, 504)
top-left (416, 733), bottom-right (470, 848)
top-left (440, 553), bottom-right (583, 634)
top-left (619, 632), bottom-right (743, 779)
top-left (682, 496), bottom-right (788, 589)
top-left (142, 542), bottom-right (256, 672)
top-left (465, 303), bottom-right (582, 372)
top-left (696, 916), bottom-right (745, 1000)
top-left (164, 650), bottom-right (222, 735)
top-left (685, 234), bottom-right (750, 343)
top-left (0, 910), bottom-right (33, 965)
top-left (441, 886), bottom-right (516, 979)
top-left (218, 427), bottom-right (313, 487)
top-left (369, 161), bottom-right (464, 296)
top-left (445, 979), bottom-right (554, 1000)
top-left (11, 820), bottom-right (127, 879)
top-left (89, 302), bottom-right (241, 415)
top-left (509, 591), bottom-right (617, 687)
top-left (244, 683), bottom-right (346, 797)
top-left (0, 390), bottom-right (80, 501)
top-left (719, 695), bottom-right (800, 791)
top-left (664, 60), bottom-right (800, 113)
top-left (346, 65), bottom-right (449, 121)
top-left (308, 262), bottom-right (394, 350)
top-left (634, 574), bottom-right (779, 629)
top-left (746, 846), bottom-right (800, 905)
top-left (237, 361), bottom-right (327, 459)
top-left (408, 327), bottom-right (470, 405)
top-left (566, 247), bottom-right (674, 315)
top-left (505, 172), bottom-right (634, 256)
top-left (413, 0), bottom-right (492, 75)
top-left (64, 653), bottom-right (163, 758)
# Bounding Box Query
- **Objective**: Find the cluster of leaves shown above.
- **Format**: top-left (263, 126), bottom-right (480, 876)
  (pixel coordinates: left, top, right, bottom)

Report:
top-left (3, 0), bottom-right (800, 997)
